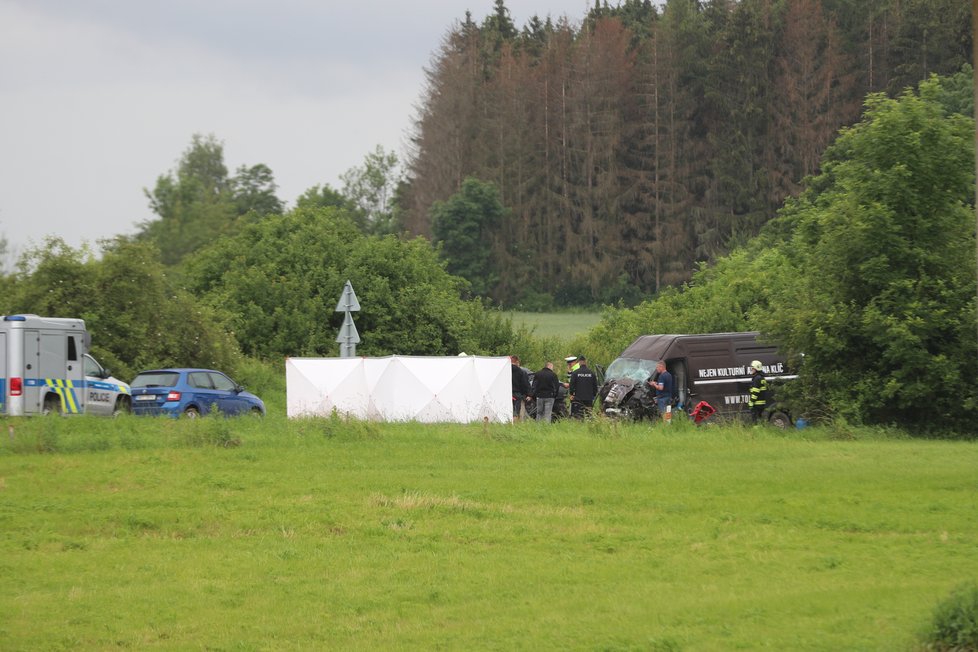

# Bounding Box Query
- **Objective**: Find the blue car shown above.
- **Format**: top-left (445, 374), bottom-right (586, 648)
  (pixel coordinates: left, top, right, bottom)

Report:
top-left (130, 368), bottom-right (265, 417)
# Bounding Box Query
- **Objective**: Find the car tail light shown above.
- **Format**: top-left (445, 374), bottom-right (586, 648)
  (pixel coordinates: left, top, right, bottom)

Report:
top-left (166, 391), bottom-right (181, 402)
top-left (10, 377), bottom-right (22, 396)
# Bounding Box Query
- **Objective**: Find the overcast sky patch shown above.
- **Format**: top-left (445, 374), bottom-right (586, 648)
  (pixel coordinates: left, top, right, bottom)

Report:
top-left (0, 0), bottom-right (588, 254)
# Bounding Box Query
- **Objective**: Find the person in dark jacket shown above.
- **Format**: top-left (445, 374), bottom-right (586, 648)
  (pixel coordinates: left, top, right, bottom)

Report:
top-left (511, 355), bottom-right (531, 421)
top-left (530, 361), bottom-right (560, 423)
top-left (748, 360), bottom-right (769, 423)
top-left (569, 356), bottom-right (598, 419)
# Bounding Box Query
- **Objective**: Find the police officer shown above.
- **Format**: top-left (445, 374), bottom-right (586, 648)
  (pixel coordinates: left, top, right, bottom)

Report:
top-left (569, 356), bottom-right (598, 419)
top-left (748, 360), bottom-right (769, 423)
top-left (564, 355), bottom-right (580, 376)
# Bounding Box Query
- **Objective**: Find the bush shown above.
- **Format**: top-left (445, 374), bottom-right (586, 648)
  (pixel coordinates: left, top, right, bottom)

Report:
top-left (918, 583), bottom-right (978, 651)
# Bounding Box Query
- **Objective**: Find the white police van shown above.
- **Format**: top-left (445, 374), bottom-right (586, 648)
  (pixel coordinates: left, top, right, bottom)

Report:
top-left (0, 314), bottom-right (131, 416)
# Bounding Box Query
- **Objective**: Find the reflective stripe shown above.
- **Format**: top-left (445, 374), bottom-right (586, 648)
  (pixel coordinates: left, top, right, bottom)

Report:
top-left (694, 374), bottom-right (798, 386)
top-left (748, 377), bottom-right (769, 408)
top-left (86, 380), bottom-right (130, 395)
top-left (45, 378), bottom-right (80, 413)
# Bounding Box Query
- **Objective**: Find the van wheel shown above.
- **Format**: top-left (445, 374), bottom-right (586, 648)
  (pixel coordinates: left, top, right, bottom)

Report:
top-left (42, 396), bottom-right (62, 416)
top-left (184, 406), bottom-right (200, 419)
top-left (768, 411), bottom-right (791, 429)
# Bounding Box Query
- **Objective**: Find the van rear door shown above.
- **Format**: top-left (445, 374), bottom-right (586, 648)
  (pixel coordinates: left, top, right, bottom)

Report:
top-left (39, 332), bottom-right (82, 413)
top-left (24, 330), bottom-right (41, 413)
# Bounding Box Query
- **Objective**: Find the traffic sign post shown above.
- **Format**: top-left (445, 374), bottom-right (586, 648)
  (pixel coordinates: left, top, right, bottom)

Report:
top-left (335, 280), bottom-right (361, 357)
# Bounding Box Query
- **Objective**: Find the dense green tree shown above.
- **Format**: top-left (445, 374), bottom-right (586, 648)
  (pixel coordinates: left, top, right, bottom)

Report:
top-left (0, 237), bottom-right (240, 380)
top-left (583, 72), bottom-right (977, 432)
top-left (886, 0), bottom-right (973, 95)
top-left (757, 79), bottom-right (976, 428)
top-left (139, 134), bottom-right (284, 265)
top-left (340, 145), bottom-right (402, 235)
top-left (481, 0), bottom-right (518, 67)
top-left (140, 134), bottom-right (236, 265)
top-left (430, 178), bottom-right (505, 298)
top-left (231, 163), bottom-right (285, 217)
top-left (183, 206), bottom-right (513, 359)
top-left (931, 64), bottom-right (975, 117)
top-left (295, 183), bottom-right (350, 212)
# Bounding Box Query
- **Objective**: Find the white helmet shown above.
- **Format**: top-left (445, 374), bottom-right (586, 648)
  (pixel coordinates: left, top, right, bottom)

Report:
top-left (751, 360), bottom-right (764, 371)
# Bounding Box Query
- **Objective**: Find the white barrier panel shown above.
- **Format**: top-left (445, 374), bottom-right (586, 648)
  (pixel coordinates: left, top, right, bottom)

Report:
top-left (286, 356), bottom-right (512, 423)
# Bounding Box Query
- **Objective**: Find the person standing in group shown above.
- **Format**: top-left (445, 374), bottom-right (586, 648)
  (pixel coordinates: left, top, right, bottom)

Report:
top-left (530, 361), bottom-right (560, 423)
top-left (748, 360), bottom-right (769, 423)
top-left (565, 355), bottom-right (581, 376)
top-left (569, 356), bottom-right (598, 419)
top-left (511, 355), bottom-right (531, 421)
top-left (560, 355), bottom-right (578, 413)
top-left (648, 360), bottom-right (674, 421)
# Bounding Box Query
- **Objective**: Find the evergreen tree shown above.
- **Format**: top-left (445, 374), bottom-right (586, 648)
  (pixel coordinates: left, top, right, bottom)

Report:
top-left (403, 1), bottom-right (970, 306)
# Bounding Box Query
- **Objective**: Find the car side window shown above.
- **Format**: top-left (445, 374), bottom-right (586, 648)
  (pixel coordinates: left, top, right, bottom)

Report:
top-left (209, 372), bottom-right (237, 392)
top-left (188, 372), bottom-right (213, 389)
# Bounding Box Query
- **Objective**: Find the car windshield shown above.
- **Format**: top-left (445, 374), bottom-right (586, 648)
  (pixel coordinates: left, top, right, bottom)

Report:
top-left (604, 357), bottom-right (658, 382)
top-left (131, 372), bottom-right (180, 388)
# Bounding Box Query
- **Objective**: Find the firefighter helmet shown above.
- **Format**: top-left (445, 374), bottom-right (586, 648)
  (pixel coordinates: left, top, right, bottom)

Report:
top-left (751, 360), bottom-right (764, 371)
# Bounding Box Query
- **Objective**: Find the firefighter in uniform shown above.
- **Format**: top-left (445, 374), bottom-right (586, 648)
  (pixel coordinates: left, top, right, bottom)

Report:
top-left (748, 360), bottom-right (769, 423)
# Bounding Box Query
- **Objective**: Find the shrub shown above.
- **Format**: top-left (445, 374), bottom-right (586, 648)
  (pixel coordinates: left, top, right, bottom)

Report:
top-left (917, 582), bottom-right (978, 651)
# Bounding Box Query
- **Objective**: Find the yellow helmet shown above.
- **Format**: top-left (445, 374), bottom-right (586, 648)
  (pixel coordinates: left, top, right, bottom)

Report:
top-left (751, 360), bottom-right (764, 371)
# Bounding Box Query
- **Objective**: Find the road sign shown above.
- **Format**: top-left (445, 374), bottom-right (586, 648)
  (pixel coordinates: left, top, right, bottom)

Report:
top-left (335, 280), bottom-right (361, 313)
top-left (335, 280), bottom-right (361, 357)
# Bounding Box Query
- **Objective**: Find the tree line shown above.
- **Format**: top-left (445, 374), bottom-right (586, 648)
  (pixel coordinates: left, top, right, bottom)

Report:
top-left (581, 70), bottom-right (976, 433)
top-left (404, 0), bottom-right (972, 307)
top-left (0, 138), bottom-right (517, 381)
top-left (0, 2), bottom-right (973, 434)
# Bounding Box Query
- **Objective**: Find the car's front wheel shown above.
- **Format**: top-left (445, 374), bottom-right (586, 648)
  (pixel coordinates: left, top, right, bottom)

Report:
top-left (113, 397), bottom-right (131, 417)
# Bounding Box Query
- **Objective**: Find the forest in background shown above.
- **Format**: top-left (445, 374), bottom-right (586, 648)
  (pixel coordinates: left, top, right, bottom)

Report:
top-left (406, 0), bottom-right (972, 307)
top-left (0, 0), bottom-right (974, 432)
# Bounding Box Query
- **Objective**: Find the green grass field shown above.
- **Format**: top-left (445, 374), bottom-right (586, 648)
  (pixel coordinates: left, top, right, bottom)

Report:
top-left (509, 311), bottom-right (603, 340)
top-left (1, 415), bottom-right (975, 650)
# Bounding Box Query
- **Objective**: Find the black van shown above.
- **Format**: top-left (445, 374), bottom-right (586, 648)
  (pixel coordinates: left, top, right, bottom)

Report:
top-left (601, 332), bottom-right (796, 426)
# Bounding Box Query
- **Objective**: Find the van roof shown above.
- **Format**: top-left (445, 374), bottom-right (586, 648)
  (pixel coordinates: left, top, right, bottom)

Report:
top-left (620, 332), bottom-right (761, 361)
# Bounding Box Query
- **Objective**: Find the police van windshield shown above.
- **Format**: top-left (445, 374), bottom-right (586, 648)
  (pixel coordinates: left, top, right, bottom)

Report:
top-left (605, 357), bottom-right (658, 382)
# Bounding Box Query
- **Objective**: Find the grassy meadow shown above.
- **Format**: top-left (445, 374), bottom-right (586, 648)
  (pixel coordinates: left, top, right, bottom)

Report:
top-left (508, 311), bottom-right (604, 341)
top-left (1, 414), bottom-right (976, 650)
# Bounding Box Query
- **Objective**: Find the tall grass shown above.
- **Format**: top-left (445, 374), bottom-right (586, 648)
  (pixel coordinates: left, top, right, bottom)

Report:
top-left (1, 414), bottom-right (975, 650)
